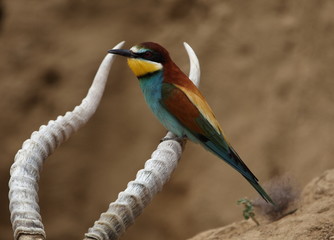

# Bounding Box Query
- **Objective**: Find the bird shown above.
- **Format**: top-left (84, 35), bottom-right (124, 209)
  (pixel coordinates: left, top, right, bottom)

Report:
top-left (108, 42), bottom-right (274, 204)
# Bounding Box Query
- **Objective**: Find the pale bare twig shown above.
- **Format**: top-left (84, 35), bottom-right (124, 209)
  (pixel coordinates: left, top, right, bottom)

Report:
top-left (8, 42), bottom-right (200, 240)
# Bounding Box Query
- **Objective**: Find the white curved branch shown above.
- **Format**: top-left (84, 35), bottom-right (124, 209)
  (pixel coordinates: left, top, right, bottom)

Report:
top-left (8, 42), bottom-right (200, 240)
top-left (84, 42), bottom-right (201, 240)
top-left (8, 41), bottom-right (125, 240)
top-left (184, 42), bottom-right (201, 86)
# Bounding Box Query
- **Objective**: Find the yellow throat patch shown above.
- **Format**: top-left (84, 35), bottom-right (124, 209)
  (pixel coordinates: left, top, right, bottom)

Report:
top-left (127, 58), bottom-right (162, 77)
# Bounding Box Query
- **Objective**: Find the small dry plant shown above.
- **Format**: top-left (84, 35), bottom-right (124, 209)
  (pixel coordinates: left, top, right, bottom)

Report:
top-left (238, 174), bottom-right (300, 224)
top-left (237, 198), bottom-right (260, 226)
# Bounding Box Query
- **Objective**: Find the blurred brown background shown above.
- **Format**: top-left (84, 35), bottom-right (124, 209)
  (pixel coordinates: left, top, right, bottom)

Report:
top-left (1, 0), bottom-right (334, 239)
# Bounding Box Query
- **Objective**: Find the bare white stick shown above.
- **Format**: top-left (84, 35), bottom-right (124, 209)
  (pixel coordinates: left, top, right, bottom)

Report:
top-left (8, 41), bottom-right (125, 240)
top-left (84, 42), bottom-right (201, 240)
top-left (184, 42), bottom-right (200, 87)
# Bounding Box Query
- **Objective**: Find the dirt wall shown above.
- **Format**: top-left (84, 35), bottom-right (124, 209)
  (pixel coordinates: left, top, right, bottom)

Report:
top-left (1, 1), bottom-right (334, 239)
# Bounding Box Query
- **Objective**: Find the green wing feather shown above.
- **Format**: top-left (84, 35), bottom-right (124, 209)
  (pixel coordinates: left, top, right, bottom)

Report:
top-left (161, 82), bottom-right (274, 204)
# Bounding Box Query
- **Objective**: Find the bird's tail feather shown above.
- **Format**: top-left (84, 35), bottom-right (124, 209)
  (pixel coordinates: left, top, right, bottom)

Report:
top-left (204, 141), bottom-right (274, 205)
top-left (248, 177), bottom-right (274, 205)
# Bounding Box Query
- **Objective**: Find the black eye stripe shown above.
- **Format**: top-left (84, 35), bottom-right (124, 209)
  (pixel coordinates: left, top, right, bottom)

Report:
top-left (139, 51), bottom-right (153, 58)
top-left (138, 50), bottom-right (165, 63)
top-left (144, 51), bottom-right (153, 57)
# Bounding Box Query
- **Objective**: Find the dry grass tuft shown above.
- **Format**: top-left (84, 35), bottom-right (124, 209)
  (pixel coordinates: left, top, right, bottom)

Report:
top-left (253, 174), bottom-right (300, 221)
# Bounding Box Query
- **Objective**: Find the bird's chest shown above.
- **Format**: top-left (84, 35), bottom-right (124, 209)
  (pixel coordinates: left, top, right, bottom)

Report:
top-left (139, 73), bottom-right (184, 136)
top-left (139, 73), bottom-right (163, 109)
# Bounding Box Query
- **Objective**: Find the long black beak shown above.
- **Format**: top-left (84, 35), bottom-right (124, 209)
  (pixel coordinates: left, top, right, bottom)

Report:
top-left (108, 49), bottom-right (136, 58)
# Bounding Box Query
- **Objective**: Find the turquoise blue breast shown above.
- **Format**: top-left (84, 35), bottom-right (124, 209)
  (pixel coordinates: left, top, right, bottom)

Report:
top-left (138, 71), bottom-right (185, 137)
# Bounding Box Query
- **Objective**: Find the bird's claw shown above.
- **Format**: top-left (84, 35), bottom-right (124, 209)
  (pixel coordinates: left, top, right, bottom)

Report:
top-left (160, 134), bottom-right (187, 149)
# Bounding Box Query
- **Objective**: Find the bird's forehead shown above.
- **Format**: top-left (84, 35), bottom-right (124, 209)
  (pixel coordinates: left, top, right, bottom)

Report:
top-left (130, 45), bottom-right (148, 53)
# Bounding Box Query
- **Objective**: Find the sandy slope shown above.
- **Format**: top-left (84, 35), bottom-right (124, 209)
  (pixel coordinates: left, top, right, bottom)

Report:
top-left (189, 169), bottom-right (334, 240)
top-left (1, 1), bottom-right (334, 239)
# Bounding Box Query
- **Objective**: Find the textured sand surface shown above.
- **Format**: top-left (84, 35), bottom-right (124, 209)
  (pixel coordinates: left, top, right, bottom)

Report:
top-left (1, 1), bottom-right (334, 239)
top-left (189, 169), bottom-right (334, 240)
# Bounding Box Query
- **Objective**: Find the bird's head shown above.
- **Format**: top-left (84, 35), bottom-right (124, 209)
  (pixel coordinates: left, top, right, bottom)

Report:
top-left (108, 42), bottom-right (171, 78)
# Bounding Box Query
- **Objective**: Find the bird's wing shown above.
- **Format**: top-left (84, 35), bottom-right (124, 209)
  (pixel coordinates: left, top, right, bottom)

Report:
top-left (160, 82), bottom-right (274, 204)
top-left (160, 82), bottom-right (228, 148)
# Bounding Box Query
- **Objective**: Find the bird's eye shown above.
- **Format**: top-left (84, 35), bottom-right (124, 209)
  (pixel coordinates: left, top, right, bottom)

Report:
top-left (142, 51), bottom-right (153, 58)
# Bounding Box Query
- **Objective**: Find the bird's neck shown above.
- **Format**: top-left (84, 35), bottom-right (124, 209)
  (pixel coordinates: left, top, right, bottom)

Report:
top-left (136, 60), bottom-right (188, 101)
top-left (138, 70), bottom-right (164, 102)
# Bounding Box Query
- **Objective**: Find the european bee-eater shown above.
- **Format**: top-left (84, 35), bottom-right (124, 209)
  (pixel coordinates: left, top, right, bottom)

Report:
top-left (108, 42), bottom-right (273, 204)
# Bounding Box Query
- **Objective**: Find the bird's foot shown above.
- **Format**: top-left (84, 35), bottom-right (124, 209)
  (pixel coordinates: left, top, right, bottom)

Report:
top-left (160, 133), bottom-right (187, 149)
top-left (160, 134), bottom-right (186, 142)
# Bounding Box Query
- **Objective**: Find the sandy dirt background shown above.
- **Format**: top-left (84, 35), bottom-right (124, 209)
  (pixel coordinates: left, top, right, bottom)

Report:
top-left (1, 0), bottom-right (334, 239)
top-left (189, 169), bottom-right (334, 240)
